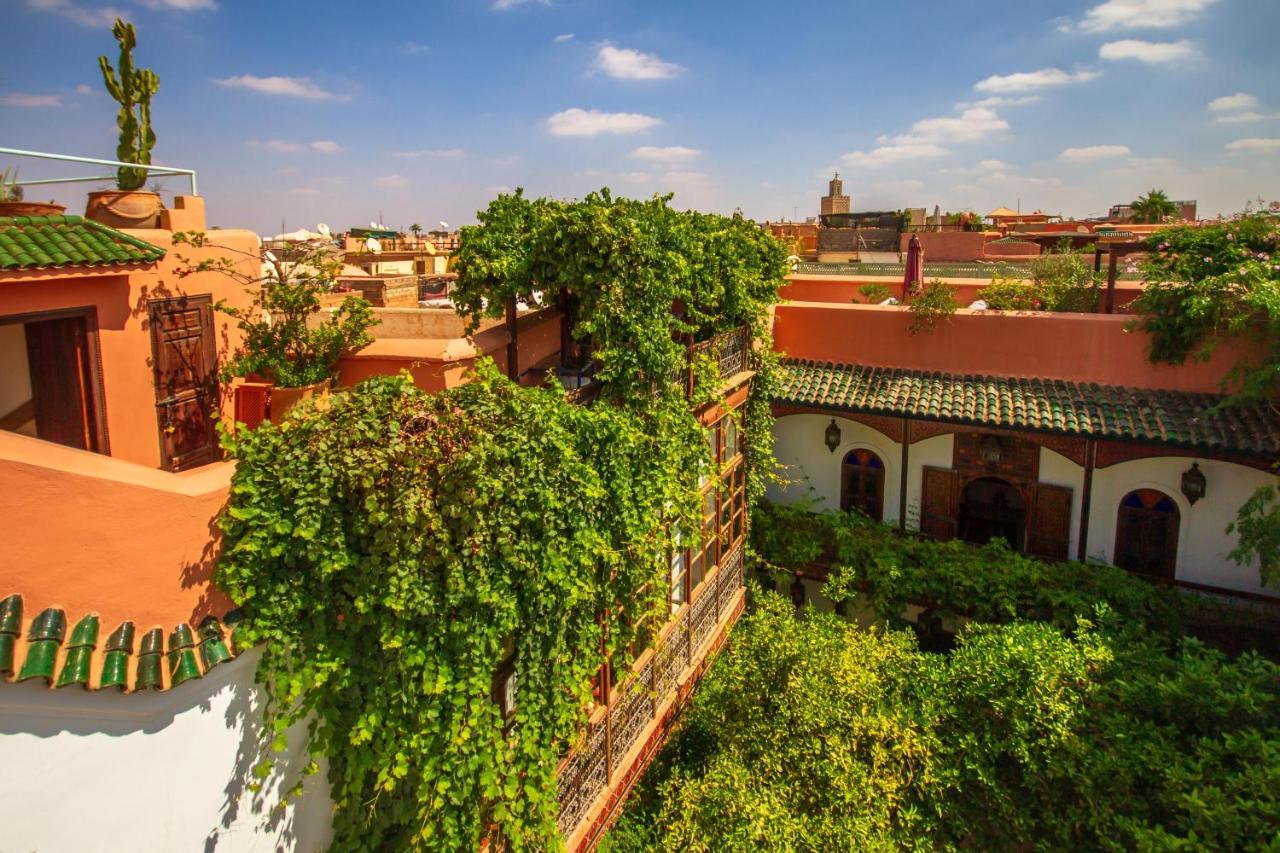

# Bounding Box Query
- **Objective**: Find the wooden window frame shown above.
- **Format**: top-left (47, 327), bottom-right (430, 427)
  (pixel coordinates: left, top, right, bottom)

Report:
top-left (1114, 489), bottom-right (1180, 579)
top-left (0, 306), bottom-right (110, 455)
top-left (840, 448), bottom-right (886, 521)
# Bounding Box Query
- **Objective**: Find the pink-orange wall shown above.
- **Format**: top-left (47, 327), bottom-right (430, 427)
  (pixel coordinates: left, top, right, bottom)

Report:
top-left (898, 231), bottom-right (988, 261)
top-left (782, 275), bottom-right (1144, 312)
top-left (0, 432), bottom-right (234, 633)
top-left (772, 302), bottom-right (1261, 393)
top-left (0, 219), bottom-right (259, 469)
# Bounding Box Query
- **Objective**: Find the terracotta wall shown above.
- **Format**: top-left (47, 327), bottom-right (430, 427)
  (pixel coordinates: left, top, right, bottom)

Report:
top-left (782, 275), bottom-right (1144, 312)
top-left (772, 301), bottom-right (1261, 393)
top-left (0, 431), bottom-right (234, 632)
top-left (898, 231), bottom-right (987, 261)
top-left (0, 219), bottom-right (259, 469)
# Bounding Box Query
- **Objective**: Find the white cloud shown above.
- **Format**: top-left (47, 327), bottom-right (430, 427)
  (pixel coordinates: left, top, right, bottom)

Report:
top-left (374, 174), bottom-right (410, 189)
top-left (894, 106), bottom-right (1009, 145)
top-left (595, 44), bottom-right (685, 80)
top-left (546, 108), bottom-right (661, 136)
top-left (74, 83), bottom-right (92, 95)
top-left (0, 93), bottom-right (63, 107)
top-left (842, 142), bottom-right (949, 168)
top-left (136, 0), bottom-right (217, 9)
top-left (1225, 138), bottom-right (1280, 154)
top-left (658, 170), bottom-right (709, 183)
top-left (554, 33), bottom-right (574, 43)
top-left (491, 0), bottom-right (548, 9)
top-left (215, 74), bottom-right (344, 101)
top-left (1209, 93), bottom-right (1258, 112)
top-left (871, 179), bottom-right (925, 194)
top-left (399, 42), bottom-right (430, 55)
top-left (251, 139), bottom-right (342, 154)
top-left (490, 155), bottom-right (521, 166)
top-left (630, 145), bottom-right (700, 163)
top-left (1215, 112), bottom-right (1280, 124)
top-left (979, 159), bottom-right (1008, 171)
top-left (1076, 0), bottom-right (1219, 33)
top-left (965, 95), bottom-right (1041, 108)
top-left (974, 68), bottom-right (1100, 93)
top-left (1099, 39), bottom-right (1197, 63)
top-left (1059, 144), bottom-right (1132, 162)
top-left (25, 0), bottom-right (125, 27)
top-left (393, 148), bottom-right (465, 158)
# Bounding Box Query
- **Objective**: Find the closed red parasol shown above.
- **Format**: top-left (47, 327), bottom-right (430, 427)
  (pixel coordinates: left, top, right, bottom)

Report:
top-left (902, 234), bottom-right (924, 302)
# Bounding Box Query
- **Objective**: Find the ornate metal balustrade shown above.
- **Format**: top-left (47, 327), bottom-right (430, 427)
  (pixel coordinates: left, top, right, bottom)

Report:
top-left (688, 325), bottom-right (751, 385)
top-left (555, 539), bottom-right (746, 842)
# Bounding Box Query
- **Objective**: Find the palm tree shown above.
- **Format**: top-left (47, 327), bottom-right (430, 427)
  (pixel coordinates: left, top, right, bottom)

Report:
top-left (409, 223), bottom-right (423, 239)
top-left (1130, 190), bottom-right (1179, 223)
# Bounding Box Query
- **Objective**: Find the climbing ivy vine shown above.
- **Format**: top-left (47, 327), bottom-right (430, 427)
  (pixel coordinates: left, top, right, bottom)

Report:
top-left (217, 190), bottom-right (787, 849)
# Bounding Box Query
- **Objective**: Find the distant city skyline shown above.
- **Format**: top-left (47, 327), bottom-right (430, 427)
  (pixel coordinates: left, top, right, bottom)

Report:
top-left (4, 0), bottom-right (1278, 233)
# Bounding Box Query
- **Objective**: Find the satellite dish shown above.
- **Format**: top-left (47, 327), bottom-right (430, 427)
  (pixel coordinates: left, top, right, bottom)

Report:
top-left (439, 220), bottom-right (449, 229)
top-left (370, 221), bottom-right (379, 229)
top-left (366, 237), bottom-right (383, 254)
top-left (316, 223), bottom-right (331, 238)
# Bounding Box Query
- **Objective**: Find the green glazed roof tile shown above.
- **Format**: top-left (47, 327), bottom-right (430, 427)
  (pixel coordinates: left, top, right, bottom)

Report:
top-left (17, 639), bottom-right (59, 684)
top-left (0, 598), bottom-right (239, 693)
top-left (0, 215), bottom-right (165, 271)
top-left (774, 359), bottom-right (1280, 456)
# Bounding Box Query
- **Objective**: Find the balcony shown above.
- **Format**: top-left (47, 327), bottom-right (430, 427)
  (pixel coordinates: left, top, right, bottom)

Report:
top-left (555, 540), bottom-right (746, 848)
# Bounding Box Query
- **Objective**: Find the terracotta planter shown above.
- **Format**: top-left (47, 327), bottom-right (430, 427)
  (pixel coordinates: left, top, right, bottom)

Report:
top-left (84, 190), bottom-right (163, 229)
top-left (0, 201), bottom-right (67, 217)
top-left (269, 381), bottom-right (330, 424)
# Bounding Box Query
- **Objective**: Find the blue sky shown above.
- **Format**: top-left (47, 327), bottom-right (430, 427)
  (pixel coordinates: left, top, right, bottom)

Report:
top-left (4, 0), bottom-right (1278, 233)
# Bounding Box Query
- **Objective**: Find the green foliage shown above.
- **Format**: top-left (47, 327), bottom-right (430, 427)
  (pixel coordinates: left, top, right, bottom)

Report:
top-left (907, 279), bottom-right (958, 335)
top-left (218, 363), bottom-right (705, 850)
top-left (607, 593), bottom-right (1280, 852)
top-left (1131, 188), bottom-right (1179, 224)
top-left (752, 501), bottom-right (1192, 632)
top-left (857, 282), bottom-right (893, 304)
top-left (981, 256), bottom-right (1100, 314)
top-left (98, 18), bottom-right (159, 192)
top-left (1229, 480), bottom-right (1280, 588)
top-left (452, 187), bottom-right (787, 505)
top-left (0, 167), bottom-right (23, 202)
top-left (173, 232), bottom-right (377, 388)
top-left (1131, 215), bottom-right (1280, 406)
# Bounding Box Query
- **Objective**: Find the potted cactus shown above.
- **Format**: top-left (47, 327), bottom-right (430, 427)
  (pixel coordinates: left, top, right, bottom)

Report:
top-left (84, 18), bottom-right (163, 229)
top-left (0, 167), bottom-right (66, 217)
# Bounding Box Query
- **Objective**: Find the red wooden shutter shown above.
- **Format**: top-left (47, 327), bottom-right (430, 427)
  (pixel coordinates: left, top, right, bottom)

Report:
top-left (920, 466), bottom-right (959, 539)
top-left (1027, 482), bottom-right (1073, 561)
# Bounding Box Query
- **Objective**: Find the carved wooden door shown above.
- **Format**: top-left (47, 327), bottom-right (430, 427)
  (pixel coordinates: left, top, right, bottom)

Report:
top-left (149, 295), bottom-right (220, 471)
top-left (1027, 482), bottom-right (1073, 561)
top-left (920, 466), bottom-right (960, 539)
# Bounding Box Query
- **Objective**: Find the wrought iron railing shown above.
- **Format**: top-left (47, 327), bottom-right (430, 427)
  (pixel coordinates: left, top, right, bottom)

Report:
top-left (555, 540), bottom-right (745, 839)
top-left (688, 324), bottom-right (751, 385)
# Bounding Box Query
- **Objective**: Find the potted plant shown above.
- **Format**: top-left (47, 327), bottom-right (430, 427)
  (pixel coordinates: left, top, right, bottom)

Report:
top-left (84, 18), bottom-right (164, 229)
top-left (0, 168), bottom-right (67, 216)
top-left (174, 232), bottom-right (378, 423)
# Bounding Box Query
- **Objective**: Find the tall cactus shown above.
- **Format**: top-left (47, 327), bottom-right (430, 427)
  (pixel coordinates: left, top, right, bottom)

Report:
top-left (98, 18), bottom-right (159, 192)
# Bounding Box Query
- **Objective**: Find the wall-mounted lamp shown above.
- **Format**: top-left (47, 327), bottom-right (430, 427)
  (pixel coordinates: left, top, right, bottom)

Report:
top-left (1181, 462), bottom-right (1207, 505)
top-left (824, 419), bottom-right (842, 454)
top-left (980, 435), bottom-right (1004, 470)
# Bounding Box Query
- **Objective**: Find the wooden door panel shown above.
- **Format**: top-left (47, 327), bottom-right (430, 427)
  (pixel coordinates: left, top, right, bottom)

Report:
top-left (1027, 483), bottom-right (1072, 561)
top-left (920, 466), bottom-right (959, 539)
top-left (24, 316), bottom-right (96, 452)
top-left (149, 295), bottom-right (220, 471)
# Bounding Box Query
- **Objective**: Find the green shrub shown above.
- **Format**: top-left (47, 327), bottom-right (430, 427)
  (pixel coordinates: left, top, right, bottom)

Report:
top-left (907, 279), bottom-right (958, 334)
top-left (857, 282), bottom-right (893, 304)
top-left (980, 274), bottom-right (1040, 311)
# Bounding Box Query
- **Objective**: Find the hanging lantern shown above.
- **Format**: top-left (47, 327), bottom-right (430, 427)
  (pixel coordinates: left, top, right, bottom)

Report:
top-left (824, 419), bottom-right (842, 454)
top-left (980, 435), bottom-right (1004, 470)
top-left (1181, 462), bottom-right (1207, 505)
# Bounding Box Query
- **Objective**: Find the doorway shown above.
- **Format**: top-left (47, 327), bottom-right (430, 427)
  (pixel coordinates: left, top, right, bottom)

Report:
top-left (0, 308), bottom-right (107, 454)
top-left (148, 295), bottom-right (221, 471)
top-left (958, 476), bottom-right (1025, 550)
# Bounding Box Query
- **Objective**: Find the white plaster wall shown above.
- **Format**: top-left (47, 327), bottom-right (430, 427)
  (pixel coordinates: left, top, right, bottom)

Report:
top-left (901, 434), bottom-right (955, 532)
top-left (0, 321), bottom-right (32, 420)
top-left (1039, 447), bottom-right (1086, 559)
top-left (1088, 456), bottom-right (1273, 594)
top-left (0, 649), bottom-right (333, 853)
top-left (769, 414), bottom-right (902, 523)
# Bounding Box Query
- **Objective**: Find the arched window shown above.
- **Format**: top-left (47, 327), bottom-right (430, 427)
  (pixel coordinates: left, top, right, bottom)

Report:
top-left (841, 448), bottom-right (885, 520)
top-left (1115, 489), bottom-right (1180, 579)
